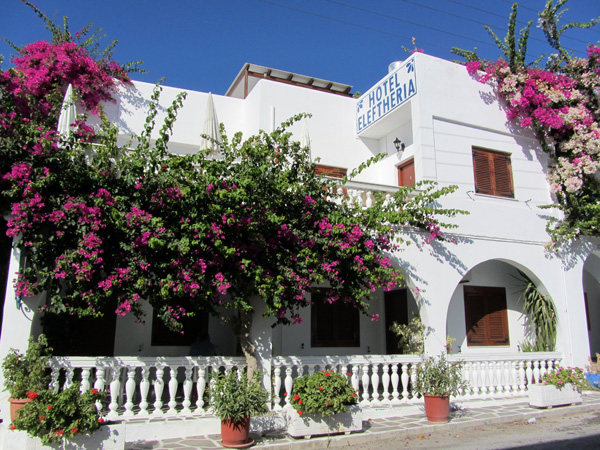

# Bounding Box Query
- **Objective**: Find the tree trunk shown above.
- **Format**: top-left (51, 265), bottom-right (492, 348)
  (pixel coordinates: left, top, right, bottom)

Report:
top-left (239, 308), bottom-right (258, 380)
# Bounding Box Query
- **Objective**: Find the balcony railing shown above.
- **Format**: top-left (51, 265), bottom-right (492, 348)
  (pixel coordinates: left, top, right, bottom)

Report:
top-left (49, 352), bottom-right (563, 420)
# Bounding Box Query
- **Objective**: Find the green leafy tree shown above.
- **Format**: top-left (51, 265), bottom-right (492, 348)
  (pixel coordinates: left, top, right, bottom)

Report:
top-left (1, 3), bottom-right (467, 375)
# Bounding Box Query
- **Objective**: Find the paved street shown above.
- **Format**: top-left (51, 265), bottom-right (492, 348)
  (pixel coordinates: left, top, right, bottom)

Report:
top-left (126, 391), bottom-right (600, 450)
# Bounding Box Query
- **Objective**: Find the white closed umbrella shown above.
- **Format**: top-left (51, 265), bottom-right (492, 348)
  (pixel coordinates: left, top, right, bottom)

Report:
top-left (57, 84), bottom-right (77, 137)
top-left (199, 93), bottom-right (220, 156)
top-left (300, 119), bottom-right (312, 161)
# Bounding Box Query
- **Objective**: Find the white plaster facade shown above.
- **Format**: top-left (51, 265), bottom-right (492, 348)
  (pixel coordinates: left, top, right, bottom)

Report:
top-left (1, 53), bottom-right (599, 438)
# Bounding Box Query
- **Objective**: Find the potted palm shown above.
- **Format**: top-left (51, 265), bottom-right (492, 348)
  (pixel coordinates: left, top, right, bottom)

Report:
top-left (414, 353), bottom-right (468, 423)
top-left (208, 368), bottom-right (269, 448)
top-left (287, 369), bottom-right (361, 438)
top-left (2, 335), bottom-right (52, 422)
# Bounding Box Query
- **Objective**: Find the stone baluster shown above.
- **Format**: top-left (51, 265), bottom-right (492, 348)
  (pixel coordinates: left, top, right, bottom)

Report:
top-left (503, 361), bottom-right (511, 394)
top-left (123, 366), bottom-right (136, 417)
top-left (80, 368), bottom-right (91, 393)
top-left (361, 365), bottom-right (370, 405)
top-left (410, 363), bottom-right (418, 402)
top-left (63, 366), bottom-right (75, 390)
top-left (472, 362), bottom-right (481, 398)
top-left (50, 364), bottom-right (61, 394)
top-left (519, 361), bottom-right (527, 392)
top-left (284, 367), bottom-right (294, 406)
top-left (139, 367), bottom-right (150, 416)
top-left (196, 366), bottom-right (207, 413)
top-left (351, 366), bottom-right (360, 394)
top-left (391, 364), bottom-right (400, 404)
top-left (94, 367), bottom-right (106, 412)
top-left (365, 191), bottom-right (374, 207)
top-left (181, 366), bottom-right (193, 415)
top-left (510, 361), bottom-right (519, 393)
top-left (548, 359), bottom-right (555, 374)
top-left (533, 360), bottom-right (541, 384)
top-left (401, 364), bottom-right (410, 402)
top-left (153, 366), bottom-right (165, 416)
top-left (370, 363), bottom-right (380, 404)
top-left (539, 360), bottom-right (547, 379)
top-left (462, 362), bottom-right (472, 399)
top-left (525, 360), bottom-right (533, 387)
top-left (167, 366), bottom-right (179, 415)
top-left (380, 364), bottom-right (390, 404)
top-left (273, 365), bottom-right (282, 410)
top-left (495, 361), bottom-right (503, 396)
top-left (108, 367), bottom-right (121, 420)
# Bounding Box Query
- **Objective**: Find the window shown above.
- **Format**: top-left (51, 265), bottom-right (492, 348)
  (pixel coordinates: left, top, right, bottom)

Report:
top-left (151, 306), bottom-right (209, 347)
top-left (311, 289), bottom-right (360, 347)
top-left (472, 148), bottom-right (514, 198)
top-left (464, 286), bottom-right (509, 346)
top-left (397, 159), bottom-right (415, 187)
top-left (315, 164), bottom-right (347, 179)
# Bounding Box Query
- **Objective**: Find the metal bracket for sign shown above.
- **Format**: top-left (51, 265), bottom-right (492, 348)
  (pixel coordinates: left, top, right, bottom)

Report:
top-left (15, 295), bottom-right (33, 321)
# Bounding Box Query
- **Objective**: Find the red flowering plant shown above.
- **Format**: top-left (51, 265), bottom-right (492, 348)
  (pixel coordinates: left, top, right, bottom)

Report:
top-left (11, 384), bottom-right (107, 445)
top-left (454, 0), bottom-right (600, 246)
top-left (2, 335), bottom-right (52, 400)
top-left (289, 369), bottom-right (358, 416)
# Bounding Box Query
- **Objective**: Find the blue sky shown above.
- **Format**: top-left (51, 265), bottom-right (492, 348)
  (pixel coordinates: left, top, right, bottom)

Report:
top-left (2, 0), bottom-right (600, 95)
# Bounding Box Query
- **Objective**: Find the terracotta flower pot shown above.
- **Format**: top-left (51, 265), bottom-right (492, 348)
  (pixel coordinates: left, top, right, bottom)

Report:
top-left (9, 397), bottom-right (32, 423)
top-left (423, 394), bottom-right (450, 423)
top-left (220, 417), bottom-right (254, 448)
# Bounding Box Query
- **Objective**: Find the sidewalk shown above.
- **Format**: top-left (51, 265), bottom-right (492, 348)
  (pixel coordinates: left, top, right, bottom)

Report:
top-left (125, 391), bottom-right (600, 450)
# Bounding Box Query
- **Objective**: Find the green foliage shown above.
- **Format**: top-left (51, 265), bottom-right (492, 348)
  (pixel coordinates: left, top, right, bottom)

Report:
top-left (540, 365), bottom-right (587, 391)
top-left (514, 270), bottom-right (557, 352)
top-left (390, 313), bottom-right (426, 354)
top-left (12, 384), bottom-right (106, 445)
top-left (289, 369), bottom-right (357, 416)
top-left (2, 335), bottom-right (52, 399)
top-left (208, 369), bottom-right (269, 422)
top-left (414, 353), bottom-right (468, 397)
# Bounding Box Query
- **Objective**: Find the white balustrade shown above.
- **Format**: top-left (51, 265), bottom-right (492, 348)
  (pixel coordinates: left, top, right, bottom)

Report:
top-left (47, 352), bottom-right (562, 419)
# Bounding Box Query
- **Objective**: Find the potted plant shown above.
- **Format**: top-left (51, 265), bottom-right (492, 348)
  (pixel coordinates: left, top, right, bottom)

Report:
top-left (414, 353), bottom-right (468, 423)
top-left (208, 368), bottom-right (269, 448)
top-left (10, 384), bottom-right (107, 445)
top-left (2, 335), bottom-right (52, 422)
top-left (287, 369), bottom-right (361, 438)
top-left (529, 365), bottom-right (586, 408)
top-left (585, 353), bottom-right (599, 390)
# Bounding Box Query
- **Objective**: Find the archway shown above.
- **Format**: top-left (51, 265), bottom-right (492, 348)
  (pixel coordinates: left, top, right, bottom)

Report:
top-left (446, 259), bottom-right (557, 355)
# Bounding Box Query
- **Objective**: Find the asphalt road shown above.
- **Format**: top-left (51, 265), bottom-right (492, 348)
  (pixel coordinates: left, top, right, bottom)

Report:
top-left (346, 409), bottom-right (600, 449)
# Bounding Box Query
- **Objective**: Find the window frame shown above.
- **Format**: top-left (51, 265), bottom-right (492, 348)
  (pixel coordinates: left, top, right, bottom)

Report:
top-left (463, 285), bottom-right (510, 347)
top-left (472, 147), bottom-right (514, 198)
top-left (311, 288), bottom-right (360, 348)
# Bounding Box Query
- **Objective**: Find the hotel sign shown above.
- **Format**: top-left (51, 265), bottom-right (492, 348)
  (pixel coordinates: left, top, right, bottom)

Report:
top-left (356, 58), bottom-right (417, 134)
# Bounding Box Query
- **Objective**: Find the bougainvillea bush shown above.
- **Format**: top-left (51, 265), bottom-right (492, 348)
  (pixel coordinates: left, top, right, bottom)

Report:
top-left (1, 2), bottom-right (467, 373)
top-left (454, 0), bottom-right (600, 246)
top-left (289, 369), bottom-right (357, 416)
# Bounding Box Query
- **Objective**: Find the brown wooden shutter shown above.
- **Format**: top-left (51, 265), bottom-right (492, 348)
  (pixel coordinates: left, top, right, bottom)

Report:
top-left (398, 159), bottom-right (415, 187)
top-left (464, 286), bottom-right (509, 346)
top-left (472, 148), bottom-right (514, 198)
top-left (473, 149), bottom-right (494, 195)
top-left (311, 289), bottom-right (360, 347)
top-left (315, 164), bottom-right (347, 179)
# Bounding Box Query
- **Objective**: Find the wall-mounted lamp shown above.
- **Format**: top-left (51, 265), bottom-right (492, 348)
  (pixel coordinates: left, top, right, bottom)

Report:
top-left (393, 137), bottom-right (405, 153)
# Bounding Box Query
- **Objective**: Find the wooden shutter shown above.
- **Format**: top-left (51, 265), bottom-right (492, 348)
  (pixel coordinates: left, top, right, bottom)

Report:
top-left (472, 148), bottom-right (514, 198)
top-left (398, 159), bottom-right (415, 187)
top-left (311, 289), bottom-right (360, 347)
top-left (464, 286), bottom-right (509, 346)
top-left (315, 164), bottom-right (347, 179)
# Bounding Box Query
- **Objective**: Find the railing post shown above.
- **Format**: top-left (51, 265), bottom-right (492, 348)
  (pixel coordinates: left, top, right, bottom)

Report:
top-left (195, 366), bottom-right (207, 413)
top-left (123, 366), bottom-right (136, 417)
top-left (153, 366), bottom-right (165, 416)
top-left (139, 367), bottom-right (150, 416)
